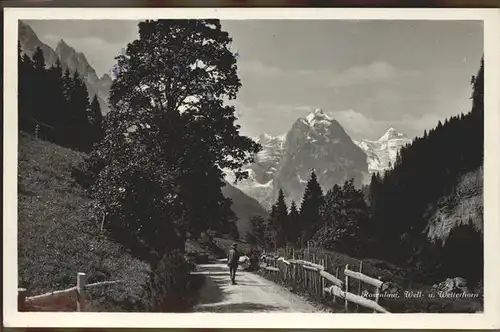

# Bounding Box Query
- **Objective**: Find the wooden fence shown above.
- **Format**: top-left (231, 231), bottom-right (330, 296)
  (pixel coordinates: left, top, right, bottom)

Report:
top-left (260, 252), bottom-right (389, 313)
top-left (18, 272), bottom-right (123, 312)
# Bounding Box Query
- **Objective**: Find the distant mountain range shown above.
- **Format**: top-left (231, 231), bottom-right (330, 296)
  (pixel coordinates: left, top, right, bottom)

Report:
top-left (224, 133), bottom-right (285, 211)
top-left (226, 110), bottom-right (411, 210)
top-left (221, 181), bottom-right (268, 237)
top-left (18, 20), bottom-right (112, 115)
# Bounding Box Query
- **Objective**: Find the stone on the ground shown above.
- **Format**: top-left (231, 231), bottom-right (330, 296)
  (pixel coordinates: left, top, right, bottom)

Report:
top-left (432, 277), bottom-right (469, 293)
top-left (239, 255), bottom-right (251, 270)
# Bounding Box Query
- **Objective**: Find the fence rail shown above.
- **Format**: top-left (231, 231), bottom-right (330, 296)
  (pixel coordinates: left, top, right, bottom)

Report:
top-left (261, 253), bottom-right (389, 313)
top-left (18, 272), bottom-right (123, 312)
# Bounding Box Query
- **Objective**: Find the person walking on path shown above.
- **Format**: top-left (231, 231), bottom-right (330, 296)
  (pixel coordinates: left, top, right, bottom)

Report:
top-left (227, 242), bottom-right (240, 285)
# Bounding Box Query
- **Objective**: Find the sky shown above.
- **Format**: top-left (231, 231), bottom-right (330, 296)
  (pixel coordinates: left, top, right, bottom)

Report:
top-left (25, 19), bottom-right (483, 141)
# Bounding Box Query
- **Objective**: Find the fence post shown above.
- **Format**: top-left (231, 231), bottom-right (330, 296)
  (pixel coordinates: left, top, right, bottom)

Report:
top-left (303, 259), bottom-right (306, 289)
top-left (306, 265), bottom-right (309, 289)
top-left (76, 272), bottom-right (87, 312)
top-left (317, 256), bottom-right (320, 295)
top-left (312, 254), bottom-right (317, 294)
top-left (321, 259), bottom-right (325, 297)
top-left (333, 266), bottom-right (339, 303)
top-left (357, 261), bottom-right (363, 312)
top-left (284, 260), bottom-right (287, 281)
top-left (18, 288), bottom-right (27, 311)
top-left (344, 264), bottom-right (349, 312)
top-left (374, 276), bottom-right (382, 313)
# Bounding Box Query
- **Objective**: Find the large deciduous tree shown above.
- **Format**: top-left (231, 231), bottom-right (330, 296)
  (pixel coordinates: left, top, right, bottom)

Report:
top-left (90, 19), bottom-right (260, 263)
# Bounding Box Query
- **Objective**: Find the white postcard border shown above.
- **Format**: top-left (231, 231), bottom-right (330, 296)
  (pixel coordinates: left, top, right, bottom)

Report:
top-left (4, 7), bottom-right (500, 329)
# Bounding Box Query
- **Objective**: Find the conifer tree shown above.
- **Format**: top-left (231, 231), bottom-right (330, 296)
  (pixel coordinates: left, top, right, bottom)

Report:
top-left (442, 224), bottom-right (483, 284)
top-left (32, 47), bottom-right (45, 71)
top-left (368, 57), bottom-right (485, 267)
top-left (30, 47), bottom-right (49, 129)
top-left (67, 71), bottom-right (91, 151)
top-left (287, 200), bottom-right (300, 246)
top-left (18, 42), bottom-right (35, 132)
top-left (299, 170), bottom-right (323, 245)
top-left (247, 215), bottom-right (268, 246)
top-left (271, 189), bottom-right (288, 249)
top-left (18, 44), bottom-right (98, 151)
top-left (46, 59), bottom-right (66, 141)
top-left (315, 179), bottom-right (369, 256)
top-left (470, 55), bottom-right (484, 166)
top-left (88, 95), bottom-right (104, 147)
top-left (62, 68), bottom-right (73, 102)
top-left (266, 204), bottom-right (278, 250)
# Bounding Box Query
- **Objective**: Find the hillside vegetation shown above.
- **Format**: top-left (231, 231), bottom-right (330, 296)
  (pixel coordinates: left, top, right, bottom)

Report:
top-left (18, 133), bottom-right (150, 311)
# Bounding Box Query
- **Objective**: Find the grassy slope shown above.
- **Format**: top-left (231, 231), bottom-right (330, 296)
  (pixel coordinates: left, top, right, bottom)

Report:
top-left (18, 133), bottom-right (150, 311)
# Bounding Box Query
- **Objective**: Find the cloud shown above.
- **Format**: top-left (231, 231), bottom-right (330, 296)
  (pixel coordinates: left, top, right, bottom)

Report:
top-left (399, 113), bottom-right (447, 135)
top-left (327, 109), bottom-right (448, 141)
top-left (238, 60), bottom-right (420, 95)
top-left (329, 109), bottom-right (377, 138)
top-left (328, 61), bottom-right (420, 87)
top-left (238, 60), bottom-right (286, 78)
top-left (229, 99), bottom-right (450, 142)
top-left (238, 60), bottom-right (314, 80)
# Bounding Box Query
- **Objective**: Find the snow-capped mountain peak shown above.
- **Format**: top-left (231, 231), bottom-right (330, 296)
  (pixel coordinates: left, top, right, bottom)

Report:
top-left (354, 127), bottom-right (411, 174)
top-left (305, 108), bottom-right (334, 127)
top-left (378, 127), bottom-right (408, 141)
top-left (225, 107), bottom-right (369, 210)
top-left (255, 132), bottom-right (283, 143)
top-left (222, 131), bottom-right (287, 210)
top-left (253, 133), bottom-right (287, 150)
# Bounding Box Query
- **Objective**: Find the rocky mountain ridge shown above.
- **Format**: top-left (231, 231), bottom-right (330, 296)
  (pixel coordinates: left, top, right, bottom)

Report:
top-left (227, 111), bottom-right (412, 210)
top-left (274, 108), bottom-right (368, 205)
top-left (227, 109), bottom-right (375, 209)
top-left (18, 20), bottom-right (111, 115)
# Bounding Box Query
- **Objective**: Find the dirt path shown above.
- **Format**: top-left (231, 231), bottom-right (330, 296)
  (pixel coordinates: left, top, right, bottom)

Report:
top-left (191, 263), bottom-right (325, 313)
